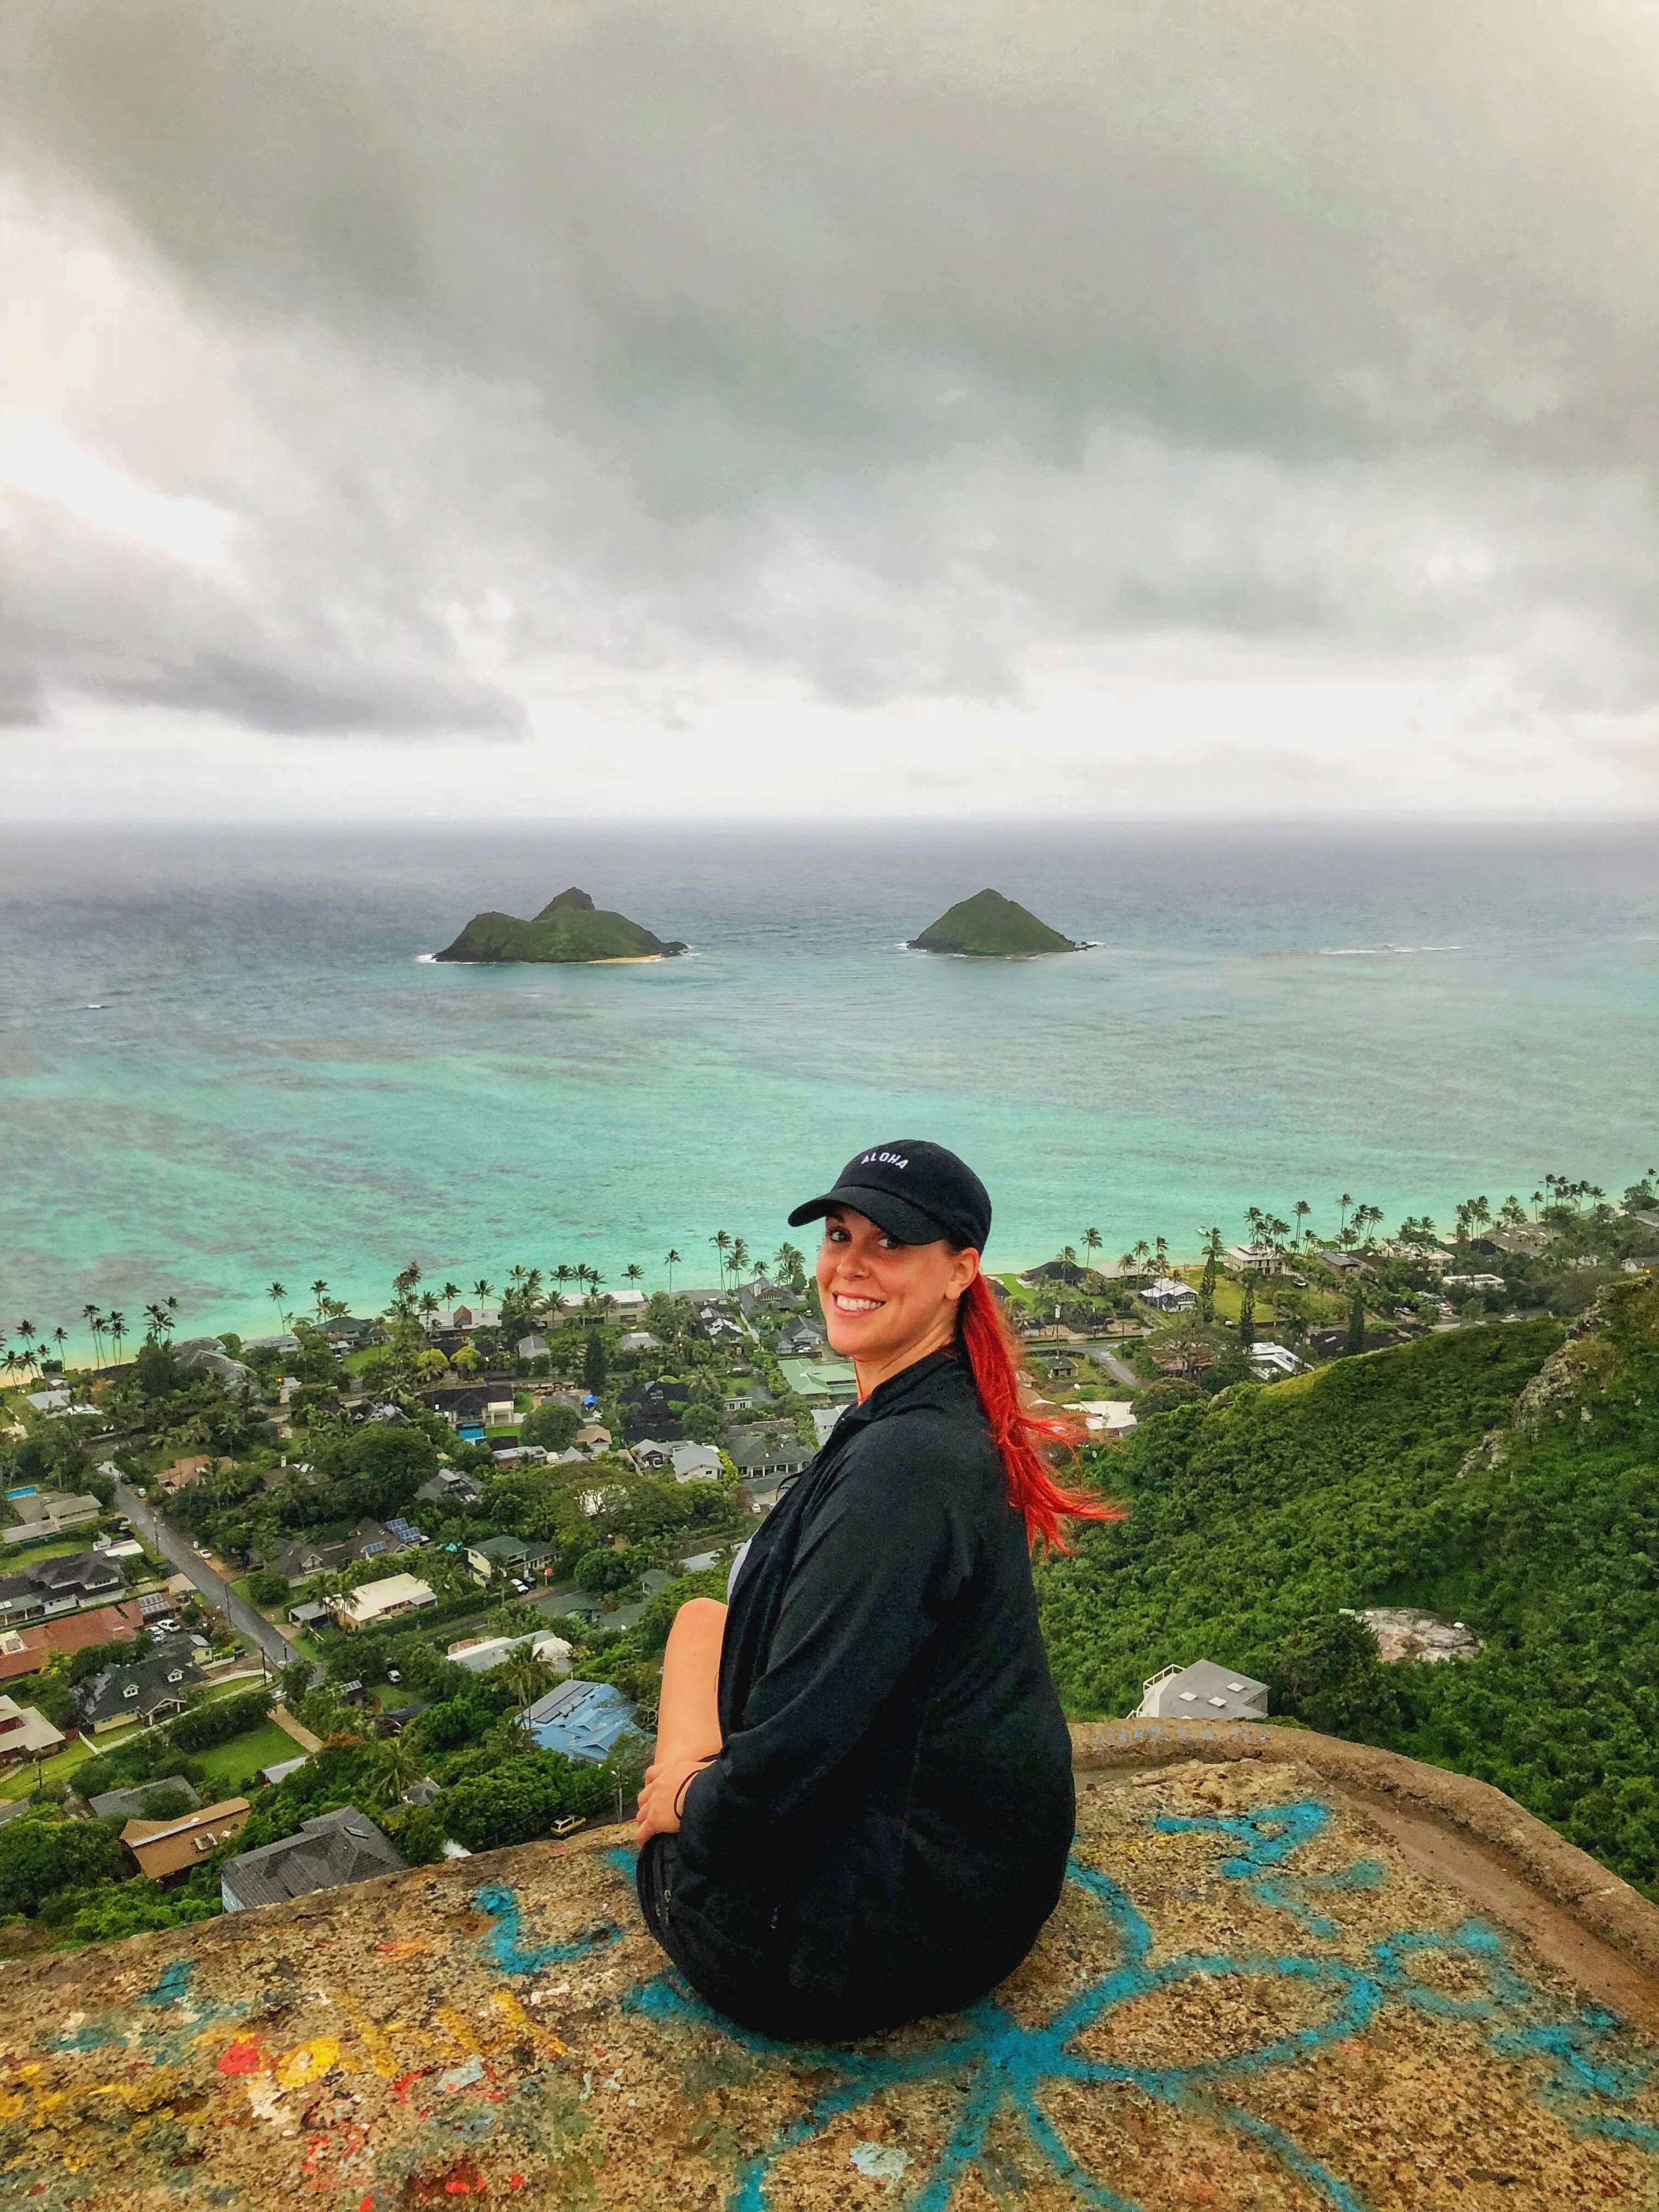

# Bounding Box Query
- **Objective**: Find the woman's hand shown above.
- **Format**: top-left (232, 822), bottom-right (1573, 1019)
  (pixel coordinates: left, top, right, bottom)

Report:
top-left (634, 1753), bottom-right (710, 1846)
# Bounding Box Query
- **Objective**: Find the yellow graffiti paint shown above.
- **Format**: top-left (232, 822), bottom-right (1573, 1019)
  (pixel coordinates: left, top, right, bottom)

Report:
top-left (275, 2037), bottom-right (345, 2088)
top-left (490, 1989), bottom-right (569, 2058)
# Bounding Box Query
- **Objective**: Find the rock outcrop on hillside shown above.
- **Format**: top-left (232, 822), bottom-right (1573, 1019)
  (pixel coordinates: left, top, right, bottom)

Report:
top-left (435, 886), bottom-right (688, 963)
top-left (907, 886), bottom-right (1084, 956)
top-left (5, 1726), bottom-right (1657, 2208)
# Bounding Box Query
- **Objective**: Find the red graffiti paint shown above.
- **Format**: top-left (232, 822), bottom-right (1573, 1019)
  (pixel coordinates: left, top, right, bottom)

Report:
top-left (217, 2040), bottom-right (270, 2075)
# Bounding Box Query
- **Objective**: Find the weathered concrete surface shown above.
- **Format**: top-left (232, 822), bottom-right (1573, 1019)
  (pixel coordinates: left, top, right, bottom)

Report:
top-left (3, 1732), bottom-right (1658, 2210)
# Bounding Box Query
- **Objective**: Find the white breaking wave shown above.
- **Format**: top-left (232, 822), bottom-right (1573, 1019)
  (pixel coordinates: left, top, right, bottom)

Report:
top-left (1318, 944), bottom-right (1462, 957)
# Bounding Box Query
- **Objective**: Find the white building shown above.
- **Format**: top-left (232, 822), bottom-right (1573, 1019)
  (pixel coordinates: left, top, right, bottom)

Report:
top-left (1072, 1400), bottom-right (1137, 1438)
top-left (670, 1443), bottom-right (725, 1483)
top-left (1141, 1278), bottom-right (1198, 1312)
top-left (333, 1573), bottom-right (437, 1630)
top-left (1136, 1660), bottom-right (1269, 1722)
top-left (445, 1631), bottom-right (573, 1675)
top-left (1226, 1245), bottom-right (1278, 1274)
top-left (1246, 1343), bottom-right (1302, 1378)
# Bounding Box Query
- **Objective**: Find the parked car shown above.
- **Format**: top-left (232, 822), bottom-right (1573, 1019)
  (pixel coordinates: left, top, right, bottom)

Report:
top-left (386, 1667), bottom-right (403, 1684)
top-left (550, 1814), bottom-right (582, 1838)
top-left (151, 1616), bottom-right (179, 1634)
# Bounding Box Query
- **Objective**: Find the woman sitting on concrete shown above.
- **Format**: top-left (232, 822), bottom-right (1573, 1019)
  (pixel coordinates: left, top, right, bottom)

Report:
top-left (634, 1139), bottom-right (1116, 2040)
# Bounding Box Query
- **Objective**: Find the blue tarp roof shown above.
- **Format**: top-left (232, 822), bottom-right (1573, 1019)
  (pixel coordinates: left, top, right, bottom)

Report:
top-left (521, 1678), bottom-right (637, 1764)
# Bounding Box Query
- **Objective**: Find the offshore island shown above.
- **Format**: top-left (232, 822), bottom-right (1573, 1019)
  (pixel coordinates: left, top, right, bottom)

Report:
top-left (434, 885), bottom-right (688, 963)
top-left (907, 885), bottom-right (1087, 955)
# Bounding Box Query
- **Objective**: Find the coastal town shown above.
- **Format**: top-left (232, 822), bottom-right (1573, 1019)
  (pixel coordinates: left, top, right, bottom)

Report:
top-left (2, 1170), bottom-right (1656, 1953)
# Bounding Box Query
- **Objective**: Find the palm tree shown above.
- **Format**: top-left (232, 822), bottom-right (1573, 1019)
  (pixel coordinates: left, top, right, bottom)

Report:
top-left (1083, 1228), bottom-right (1103, 1265)
top-left (267, 1283), bottom-right (287, 1329)
top-left (143, 1301), bottom-right (167, 1344)
top-left (729, 1237), bottom-right (749, 1284)
top-left (1132, 1239), bottom-right (1151, 1277)
top-left (1, 1348), bottom-right (19, 1385)
top-left (710, 1231), bottom-right (732, 1289)
top-left (773, 1243), bottom-right (805, 1288)
top-left (82, 1304), bottom-right (105, 1365)
top-left (750, 1256), bottom-right (769, 1282)
top-left (663, 1249), bottom-right (682, 1293)
top-left (51, 1326), bottom-right (68, 1367)
top-left (367, 1735), bottom-right (424, 1807)
top-left (310, 1279), bottom-right (329, 1318)
top-left (1293, 1200), bottom-right (1311, 1246)
top-left (499, 1645), bottom-right (556, 1709)
top-left (15, 1321), bottom-right (37, 1376)
top-left (107, 1310), bottom-right (126, 1366)
top-left (440, 1280), bottom-right (460, 1305)
top-left (1059, 1244), bottom-right (1079, 1267)
top-left (623, 1263), bottom-right (644, 1293)
top-left (472, 1277), bottom-right (493, 1302)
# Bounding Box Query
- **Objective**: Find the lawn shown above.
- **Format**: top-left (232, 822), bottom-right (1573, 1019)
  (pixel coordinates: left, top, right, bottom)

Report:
top-left (0, 1732), bottom-right (114, 1803)
top-left (193, 1720), bottom-right (306, 1795)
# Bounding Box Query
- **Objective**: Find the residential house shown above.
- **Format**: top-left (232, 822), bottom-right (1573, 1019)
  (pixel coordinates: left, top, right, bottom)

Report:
top-left (0, 1549), bottom-right (125, 1624)
top-left (520, 1678), bottom-right (639, 1763)
top-left (416, 1468), bottom-right (484, 1508)
top-left (619, 1379), bottom-right (689, 1442)
top-left (287, 1600), bottom-right (331, 1630)
top-left (1443, 1273), bottom-right (1507, 1292)
top-left (0, 1694), bottom-right (65, 1765)
top-left (89, 1776), bottom-right (200, 1820)
top-left (515, 1333), bottom-right (550, 1362)
top-left (574, 1424), bottom-right (612, 1454)
top-left (258, 1755), bottom-right (310, 1787)
top-left (4, 1487), bottom-right (103, 1537)
top-left (1018, 1259), bottom-right (1099, 1290)
top-left (1227, 1245), bottom-right (1280, 1274)
top-left (1316, 1249), bottom-right (1370, 1277)
top-left (122, 1798), bottom-right (251, 1881)
top-left (631, 1438), bottom-right (678, 1471)
top-left (670, 1443), bottom-right (725, 1483)
top-left (332, 1573), bottom-right (437, 1630)
top-left (777, 1321), bottom-right (826, 1357)
top-left (618, 1330), bottom-right (663, 1353)
top-left (157, 1455), bottom-right (230, 1493)
top-left (445, 1630), bottom-right (572, 1675)
top-left (1247, 1342), bottom-right (1303, 1378)
top-left (727, 1426), bottom-right (813, 1489)
top-left (777, 1357), bottom-right (857, 1403)
top-left (24, 1387), bottom-right (71, 1414)
top-left (80, 1639), bottom-right (207, 1732)
top-left (1136, 1661), bottom-right (1269, 1723)
top-left (1139, 1278), bottom-right (1199, 1313)
top-left (0, 1600), bottom-right (144, 1680)
top-left (268, 1519), bottom-right (395, 1585)
top-left (723, 1383), bottom-right (775, 1413)
top-left (1073, 1401), bottom-right (1138, 1438)
top-left (465, 1534), bottom-right (555, 1585)
top-left (810, 1404), bottom-right (842, 1448)
top-left (221, 1806), bottom-right (408, 1912)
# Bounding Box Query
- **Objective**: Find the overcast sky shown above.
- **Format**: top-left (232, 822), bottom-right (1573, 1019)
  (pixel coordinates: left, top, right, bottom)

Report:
top-left (2, 0), bottom-right (1657, 821)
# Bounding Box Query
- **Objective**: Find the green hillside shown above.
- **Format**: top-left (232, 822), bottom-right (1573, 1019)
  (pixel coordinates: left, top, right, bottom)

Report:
top-left (907, 887), bottom-right (1078, 956)
top-left (1040, 1280), bottom-right (1659, 1895)
top-left (435, 886), bottom-right (685, 963)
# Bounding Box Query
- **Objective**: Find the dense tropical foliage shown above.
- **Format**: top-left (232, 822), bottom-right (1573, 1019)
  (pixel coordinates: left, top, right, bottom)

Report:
top-left (1041, 1280), bottom-right (1659, 1895)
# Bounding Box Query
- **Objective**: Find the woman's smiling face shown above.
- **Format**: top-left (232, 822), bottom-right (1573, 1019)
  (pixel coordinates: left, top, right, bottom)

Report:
top-left (816, 1205), bottom-right (979, 1392)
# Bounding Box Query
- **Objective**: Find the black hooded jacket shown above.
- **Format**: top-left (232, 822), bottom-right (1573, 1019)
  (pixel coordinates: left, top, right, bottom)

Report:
top-left (666, 1347), bottom-right (1075, 2032)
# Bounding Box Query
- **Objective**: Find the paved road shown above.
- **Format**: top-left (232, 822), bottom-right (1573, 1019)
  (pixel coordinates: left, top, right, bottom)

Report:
top-left (115, 1480), bottom-right (297, 1673)
top-left (1075, 1345), bottom-right (1141, 1390)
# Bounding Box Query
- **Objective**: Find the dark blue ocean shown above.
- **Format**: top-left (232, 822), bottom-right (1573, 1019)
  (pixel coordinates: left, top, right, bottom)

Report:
top-left (1, 820), bottom-right (1655, 1348)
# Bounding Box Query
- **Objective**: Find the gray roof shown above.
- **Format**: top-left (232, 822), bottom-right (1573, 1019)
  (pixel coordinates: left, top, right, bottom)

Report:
top-left (82, 1640), bottom-right (207, 1726)
top-left (88, 1776), bottom-right (200, 1820)
top-left (221, 1805), bottom-right (407, 1911)
top-left (29, 1550), bottom-right (125, 1596)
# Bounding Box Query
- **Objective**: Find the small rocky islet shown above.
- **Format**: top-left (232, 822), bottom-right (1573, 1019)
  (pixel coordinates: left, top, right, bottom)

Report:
top-left (434, 886), bottom-right (689, 963)
top-left (907, 886), bottom-right (1087, 957)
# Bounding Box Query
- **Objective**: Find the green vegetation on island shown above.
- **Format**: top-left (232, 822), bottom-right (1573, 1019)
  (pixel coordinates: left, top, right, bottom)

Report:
top-left (435, 885), bottom-right (687, 963)
top-left (907, 887), bottom-right (1082, 957)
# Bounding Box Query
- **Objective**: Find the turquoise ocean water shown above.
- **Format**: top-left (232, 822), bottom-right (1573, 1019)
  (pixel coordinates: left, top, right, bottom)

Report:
top-left (1, 821), bottom-right (1655, 1348)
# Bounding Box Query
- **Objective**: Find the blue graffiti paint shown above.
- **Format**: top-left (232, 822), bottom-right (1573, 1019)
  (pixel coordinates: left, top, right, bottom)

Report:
top-left (1152, 1800), bottom-right (1384, 1937)
top-left (471, 1880), bottom-right (621, 1975)
top-left (595, 1798), bottom-right (1659, 2207)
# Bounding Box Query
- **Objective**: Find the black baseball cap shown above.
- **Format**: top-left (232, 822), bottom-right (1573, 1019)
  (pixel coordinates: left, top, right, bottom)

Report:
top-left (788, 1139), bottom-right (992, 1252)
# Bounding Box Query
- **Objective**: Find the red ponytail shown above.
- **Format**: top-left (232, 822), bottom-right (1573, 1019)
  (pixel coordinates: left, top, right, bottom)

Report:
top-left (956, 1272), bottom-right (1125, 1551)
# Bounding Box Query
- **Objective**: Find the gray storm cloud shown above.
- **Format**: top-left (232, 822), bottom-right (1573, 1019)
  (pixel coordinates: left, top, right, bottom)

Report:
top-left (2, 0), bottom-right (1658, 770)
